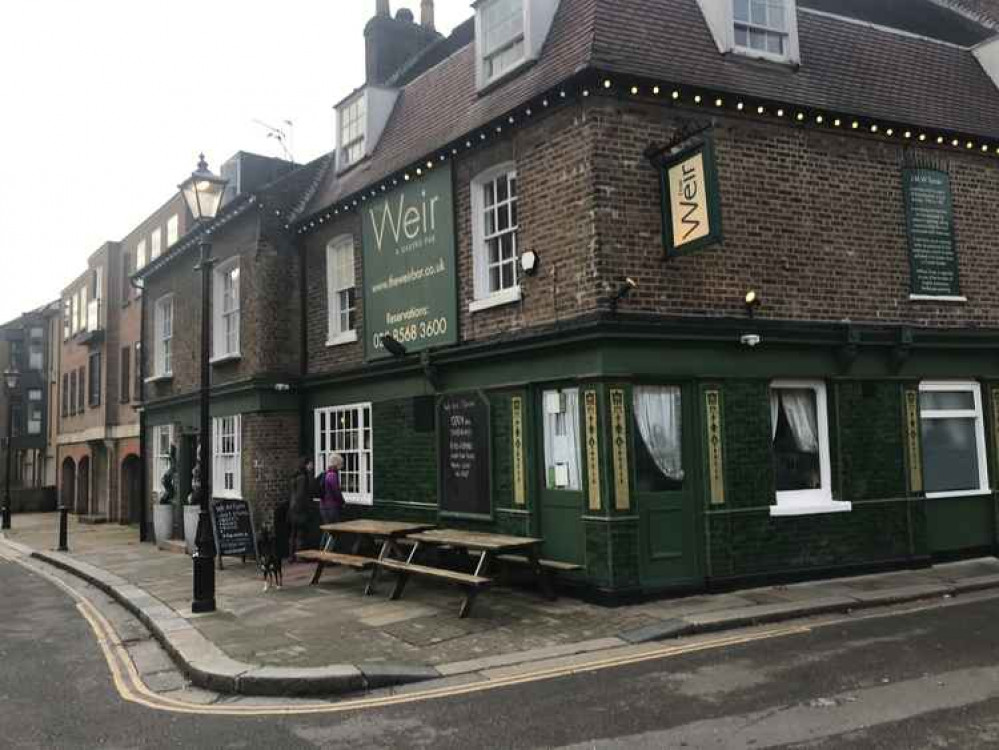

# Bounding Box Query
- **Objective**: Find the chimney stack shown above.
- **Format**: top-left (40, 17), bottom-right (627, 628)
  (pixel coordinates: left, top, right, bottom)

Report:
top-left (375, 0), bottom-right (390, 17)
top-left (421, 0), bottom-right (435, 31)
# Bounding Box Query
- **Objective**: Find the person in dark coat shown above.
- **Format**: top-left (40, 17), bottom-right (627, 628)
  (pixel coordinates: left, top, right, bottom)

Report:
top-left (288, 456), bottom-right (314, 562)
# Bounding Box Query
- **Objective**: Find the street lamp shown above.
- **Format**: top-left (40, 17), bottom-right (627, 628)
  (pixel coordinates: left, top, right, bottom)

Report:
top-left (178, 155), bottom-right (228, 614)
top-left (2, 367), bottom-right (21, 530)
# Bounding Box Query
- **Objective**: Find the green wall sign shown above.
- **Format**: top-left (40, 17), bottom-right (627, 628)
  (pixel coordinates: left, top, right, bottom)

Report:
top-left (902, 169), bottom-right (961, 298)
top-left (362, 163), bottom-right (458, 360)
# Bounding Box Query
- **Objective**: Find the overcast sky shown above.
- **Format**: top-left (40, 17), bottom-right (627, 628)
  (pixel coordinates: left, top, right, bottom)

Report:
top-left (0, 0), bottom-right (471, 324)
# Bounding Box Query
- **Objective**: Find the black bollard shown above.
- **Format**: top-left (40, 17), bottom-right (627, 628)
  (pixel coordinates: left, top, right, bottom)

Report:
top-left (57, 505), bottom-right (68, 552)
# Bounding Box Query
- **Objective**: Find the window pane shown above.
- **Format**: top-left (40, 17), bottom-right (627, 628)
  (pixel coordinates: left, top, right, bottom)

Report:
top-left (750, 28), bottom-right (766, 50)
top-left (920, 391), bottom-right (975, 412)
top-left (633, 386), bottom-right (684, 492)
top-left (767, 31), bottom-right (784, 54)
top-left (496, 203), bottom-right (509, 232)
top-left (543, 389), bottom-right (581, 490)
top-left (922, 417), bottom-right (981, 493)
top-left (772, 388), bottom-right (820, 492)
top-left (485, 206), bottom-right (496, 236)
top-left (750, 0), bottom-right (768, 24)
top-left (734, 26), bottom-right (749, 47)
top-left (734, 0), bottom-right (750, 22)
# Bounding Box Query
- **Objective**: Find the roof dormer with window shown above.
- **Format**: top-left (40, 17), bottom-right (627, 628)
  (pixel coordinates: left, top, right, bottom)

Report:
top-left (474, 0), bottom-right (561, 90)
top-left (335, 85), bottom-right (399, 173)
top-left (697, 0), bottom-right (800, 65)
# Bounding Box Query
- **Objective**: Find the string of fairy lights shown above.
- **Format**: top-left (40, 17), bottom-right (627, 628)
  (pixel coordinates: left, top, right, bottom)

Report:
top-left (289, 71), bottom-right (999, 236)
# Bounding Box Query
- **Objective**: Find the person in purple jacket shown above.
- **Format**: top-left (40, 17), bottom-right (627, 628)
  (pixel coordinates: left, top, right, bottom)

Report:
top-left (320, 454), bottom-right (346, 526)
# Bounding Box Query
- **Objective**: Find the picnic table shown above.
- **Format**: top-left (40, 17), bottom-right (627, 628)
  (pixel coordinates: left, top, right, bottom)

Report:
top-left (375, 528), bottom-right (550, 618)
top-left (297, 519), bottom-right (435, 592)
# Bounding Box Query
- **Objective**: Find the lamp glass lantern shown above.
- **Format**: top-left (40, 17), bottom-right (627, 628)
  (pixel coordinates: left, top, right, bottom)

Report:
top-left (3, 368), bottom-right (19, 392)
top-left (178, 154), bottom-right (228, 222)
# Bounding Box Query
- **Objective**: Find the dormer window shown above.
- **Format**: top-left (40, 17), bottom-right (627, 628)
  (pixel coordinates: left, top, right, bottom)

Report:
top-left (734, 0), bottom-right (790, 57)
top-left (335, 86), bottom-right (398, 173)
top-left (475, 0), bottom-right (560, 90)
top-left (339, 94), bottom-right (367, 168)
top-left (696, 0), bottom-right (799, 65)
top-left (481, 0), bottom-right (526, 83)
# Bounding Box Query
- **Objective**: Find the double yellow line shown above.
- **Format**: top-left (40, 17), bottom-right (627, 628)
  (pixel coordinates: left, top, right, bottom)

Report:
top-left (8, 546), bottom-right (811, 717)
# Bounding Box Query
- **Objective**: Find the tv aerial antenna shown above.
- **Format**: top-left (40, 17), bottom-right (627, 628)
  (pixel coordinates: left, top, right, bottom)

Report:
top-left (252, 118), bottom-right (295, 163)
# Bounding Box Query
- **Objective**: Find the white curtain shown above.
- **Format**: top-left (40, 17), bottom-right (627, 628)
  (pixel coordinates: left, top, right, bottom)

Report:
top-left (544, 388), bottom-right (581, 490)
top-left (779, 389), bottom-right (819, 453)
top-left (633, 386), bottom-right (684, 481)
top-left (770, 392), bottom-right (779, 440)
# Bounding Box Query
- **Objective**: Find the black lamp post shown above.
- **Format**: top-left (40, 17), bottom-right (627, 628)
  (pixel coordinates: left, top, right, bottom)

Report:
top-left (178, 154), bottom-right (228, 614)
top-left (2, 367), bottom-right (20, 530)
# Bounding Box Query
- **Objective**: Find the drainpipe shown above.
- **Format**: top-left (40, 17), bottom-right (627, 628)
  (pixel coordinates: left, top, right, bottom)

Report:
top-left (130, 274), bottom-right (148, 542)
top-left (298, 237), bottom-right (309, 454)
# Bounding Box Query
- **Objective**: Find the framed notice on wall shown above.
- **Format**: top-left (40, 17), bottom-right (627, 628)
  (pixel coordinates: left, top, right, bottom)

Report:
top-left (438, 392), bottom-right (492, 519)
top-left (657, 138), bottom-right (723, 257)
top-left (902, 169), bottom-right (962, 299)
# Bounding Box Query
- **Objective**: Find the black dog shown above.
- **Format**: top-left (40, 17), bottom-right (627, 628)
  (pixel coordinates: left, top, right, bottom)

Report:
top-left (257, 526), bottom-right (283, 591)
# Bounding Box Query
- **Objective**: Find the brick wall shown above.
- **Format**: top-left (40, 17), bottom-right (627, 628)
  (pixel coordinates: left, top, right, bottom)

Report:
top-left (143, 212), bottom-right (300, 402)
top-left (242, 411), bottom-right (301, 526)
top-left (303, 104), bottom-right (601, 378)
top-left (590, 98), bottom-right (999, 327)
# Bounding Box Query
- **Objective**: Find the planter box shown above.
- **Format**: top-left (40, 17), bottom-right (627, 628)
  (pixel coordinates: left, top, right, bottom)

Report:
top-left (183, 505), bottom-right (201, 554)
top-left (153, 505), bottom-right (174, 546)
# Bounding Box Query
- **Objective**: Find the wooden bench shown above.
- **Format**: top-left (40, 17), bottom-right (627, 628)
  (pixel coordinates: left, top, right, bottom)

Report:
top-left (296, 549), bottom-right (375, 586)
top-left (493, 554), bottom-right (582, 598)
top-left (375, 558), bottom-right (491, 618)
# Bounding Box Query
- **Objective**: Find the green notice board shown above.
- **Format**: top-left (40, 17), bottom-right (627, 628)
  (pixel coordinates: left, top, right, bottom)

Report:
top-left (362, 163), bottom-right (458, 359)
top-left (902, 169), bottom-right (961, 298)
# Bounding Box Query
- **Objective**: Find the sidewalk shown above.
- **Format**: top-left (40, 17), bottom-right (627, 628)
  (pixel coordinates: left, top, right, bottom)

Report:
top-left (6, 512), bottom-right (999, 697)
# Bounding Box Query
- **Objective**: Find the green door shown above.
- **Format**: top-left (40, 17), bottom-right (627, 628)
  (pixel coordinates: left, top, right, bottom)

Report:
top-left (537, 387), bottom-right (586, 565)
top-left (631, 384), bottom-right (702, 588)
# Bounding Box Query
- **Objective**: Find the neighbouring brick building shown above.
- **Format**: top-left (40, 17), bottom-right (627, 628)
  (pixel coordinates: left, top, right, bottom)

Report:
top-left (137, 0), bottom-right (999, 598)
top-left (135, 152), bottom-right (317, 540)
top-left (0, 301), bottom-right (60, 512)
top-left (57, 193), bottom-right (190, 523)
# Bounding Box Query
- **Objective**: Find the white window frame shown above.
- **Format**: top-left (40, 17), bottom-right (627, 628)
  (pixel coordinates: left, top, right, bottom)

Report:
top-left (152, 424), bottom-right (174, 501)
top-left (326, 235), bottom-right (358, 346)
top-left (151, 228), bottom-right (162, 260)
top-left (212, 259), bottom-right (241, 362)
top-left (696, 0), bottom-right (800, 65)
top-left (212, 415), bottom-right (242, 499)
top-left (152, 295), bottom-right (173, 379)
top-left (477, 0), bottom-right (527, 86)
top-left (167, 214), bottom-right (179, 248)
top-left (769, 379), bottom-right (850, 516)
top-left (338, 93), bottom-right (367, 169)
top-left (470, 163), bottom-right (522, 312)
top-left (919, 381), bottom-right (990, 499)
top-left (314, 403), bottom-right (373, 505)
top-left (732, 0), bottom-right (796, 63)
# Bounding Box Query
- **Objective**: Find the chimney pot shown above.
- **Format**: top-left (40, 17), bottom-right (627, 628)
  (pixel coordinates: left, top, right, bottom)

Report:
top-left (421, 0), bottom-right (435, 30)
top-left (375, 0), bottom-right (390, 17)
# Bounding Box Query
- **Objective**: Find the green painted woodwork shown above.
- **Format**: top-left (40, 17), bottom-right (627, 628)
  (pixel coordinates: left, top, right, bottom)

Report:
top-left (371, 400), bottom-right (437, 507)
top-left (622, 382), bottom-right (704, 588)
top-left (536, 387), bottom-right (587, 566)
top-left (926, 495), bottom-right (993, 553)
top-left (836, 382), bottom-right (906, 501)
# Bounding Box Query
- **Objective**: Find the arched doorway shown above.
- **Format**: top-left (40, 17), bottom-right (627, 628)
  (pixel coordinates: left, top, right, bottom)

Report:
top-left (77, 456), bottom-right (91, 516)
top-left (121, 455), bottom-right (142, 525)
top-left (61, 458), bottom-right (76, 511)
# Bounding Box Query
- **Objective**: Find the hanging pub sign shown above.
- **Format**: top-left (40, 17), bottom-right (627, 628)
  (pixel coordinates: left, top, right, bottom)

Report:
top-left (902, 169), bottom-right (962, 299)
top-left (658, 138), bottom-right (723, 257)
top-left (362, 162), bottom-right (458, 360)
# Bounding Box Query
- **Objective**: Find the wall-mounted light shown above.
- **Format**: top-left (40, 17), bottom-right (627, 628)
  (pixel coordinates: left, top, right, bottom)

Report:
top-left (520, 250), bottom-right (540, 277)
top-left (745, 290), bottom-right (761, 319)
top-left (610, 278), bottom-right (638, 312)
top-left (381, 335), bottom-right (408, 358)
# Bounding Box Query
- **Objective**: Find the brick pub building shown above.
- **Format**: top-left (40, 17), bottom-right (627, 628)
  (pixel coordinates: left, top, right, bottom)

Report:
top-left (142, 0), bottom-right (999, 598)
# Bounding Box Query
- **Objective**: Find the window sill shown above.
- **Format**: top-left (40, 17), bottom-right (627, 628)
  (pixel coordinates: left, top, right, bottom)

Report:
top-left (210, 353), bottom-right (241, 366)
top-left (145, 374), bottom-right (173, 384)
top-left (729, 46), bottom-right (797, 66)
top-left (477, 56), bottom-right (533, 95)
top-left (346, 496), bottom-right (373, 507)
top-left (469, 286), bottom-right (522, 313)
top-left (925, 489), bottom-right (992, 500)
top-left (909, 294), bottom-right (967, 303)
top-left (770, 500), bottom-right (852, 517)
top-left (326, 330), bottom-right (358, 347)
